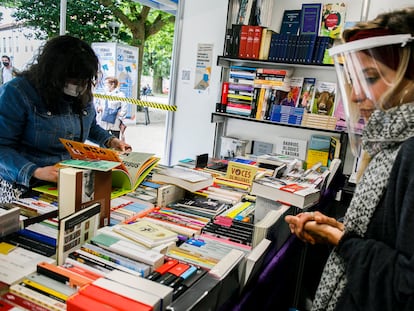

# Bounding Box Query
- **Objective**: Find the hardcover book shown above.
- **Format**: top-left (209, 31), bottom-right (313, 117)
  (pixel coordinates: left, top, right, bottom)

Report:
top-left (280, 10), bottom-right (301, 35)
top-left (300, 3), bottom-right (322, 35)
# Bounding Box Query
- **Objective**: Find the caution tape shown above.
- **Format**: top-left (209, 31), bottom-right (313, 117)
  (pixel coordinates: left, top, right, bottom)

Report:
top-left (93, 93), bottom-right (177, 111)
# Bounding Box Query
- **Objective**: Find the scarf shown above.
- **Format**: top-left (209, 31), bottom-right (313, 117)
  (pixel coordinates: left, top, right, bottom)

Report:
top-left (312, 103), bottom-right (414, 311)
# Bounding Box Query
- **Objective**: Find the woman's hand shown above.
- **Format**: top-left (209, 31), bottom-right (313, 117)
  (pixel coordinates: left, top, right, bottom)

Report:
top-left (33, 165), bottom-right (59, 183)
top-left (109, 137), bottom-right (132, 153)
top-left (285, 211), bottom-right (344, 245)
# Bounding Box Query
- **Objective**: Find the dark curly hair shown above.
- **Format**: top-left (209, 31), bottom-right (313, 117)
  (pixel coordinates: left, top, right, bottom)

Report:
top-left (19, 35), bottom-right (99, 112)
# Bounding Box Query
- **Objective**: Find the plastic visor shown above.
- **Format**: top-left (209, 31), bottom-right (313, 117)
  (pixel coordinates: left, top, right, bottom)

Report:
top-left (328, 34), bottom-right (413, 156)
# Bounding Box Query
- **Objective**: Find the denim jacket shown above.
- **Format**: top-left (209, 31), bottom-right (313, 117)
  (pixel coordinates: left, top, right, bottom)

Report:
top-left (0, 76), bottom-right (112, 187)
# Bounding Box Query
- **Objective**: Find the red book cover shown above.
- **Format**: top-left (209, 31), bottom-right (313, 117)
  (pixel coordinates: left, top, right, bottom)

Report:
top-left (245, 26), bottom-right (255, 59)
top-left (78, 284), bottom-right (153, 311)
top-left (2, 292), bottom-right (56, 311)
top-left (238, 25), bottom-right (249, 58)
top-left (251, 26), bottom-right (263, 59)
top-left (66, 293), bottom-right (119, 311)
top-left (221, 82), bottom-right (229, 113)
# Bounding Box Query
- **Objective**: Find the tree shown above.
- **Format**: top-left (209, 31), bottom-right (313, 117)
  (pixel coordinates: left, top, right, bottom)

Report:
top-left (8, 0), bottom-right (175, 98)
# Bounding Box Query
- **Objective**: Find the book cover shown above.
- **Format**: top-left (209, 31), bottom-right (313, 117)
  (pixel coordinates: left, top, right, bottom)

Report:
top-left (56, 202), bottom-right (101, 265)
top-left (274, 136), bottom-right (308, 161)
top-left (226, 161), bottom-right (257, 185)
top-left (280, 10), bottom-right (301, 35)
top-left (300, 3), bottom-right (322, 35)
top-left (288, 76), bottom-right (304, 108)
top-left (297, 77), bottom-right (316, 112)
top-left (58, 167), bottom-right (112, 228)
top-left (319, 3), bottom-right (347, 39)
top-left (90, 231), bottom-right (164, 268)
top-left (310, 80), bottom-right (337, 116)
top-left (306, 134), bottom-right (331, 168)
top-left (113, 219), bottom-right (178, 248)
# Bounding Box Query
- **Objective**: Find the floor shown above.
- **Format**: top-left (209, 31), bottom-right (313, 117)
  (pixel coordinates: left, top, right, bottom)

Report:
top-left (123, 95), bottom-right (168, 160)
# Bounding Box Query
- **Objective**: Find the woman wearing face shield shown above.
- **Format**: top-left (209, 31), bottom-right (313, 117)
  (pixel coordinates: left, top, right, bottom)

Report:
top-left (0, 35), bottom-right (131, 203)
top-left (285, 7), bottom-right (414, 311)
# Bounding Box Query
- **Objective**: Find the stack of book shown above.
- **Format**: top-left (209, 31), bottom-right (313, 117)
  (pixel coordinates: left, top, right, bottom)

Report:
top-left (0, 204), bottom-right (20, 237)
top-left (150, 166), bottom-right (214, 193)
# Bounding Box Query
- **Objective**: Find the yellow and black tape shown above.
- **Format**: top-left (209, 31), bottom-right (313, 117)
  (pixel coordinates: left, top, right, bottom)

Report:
top-left (93, 93), bottom-right (177, 112)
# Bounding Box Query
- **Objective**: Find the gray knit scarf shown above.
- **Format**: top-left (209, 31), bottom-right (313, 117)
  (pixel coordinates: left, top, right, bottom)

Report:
top-left (312, 103), bottom-right (414, 311)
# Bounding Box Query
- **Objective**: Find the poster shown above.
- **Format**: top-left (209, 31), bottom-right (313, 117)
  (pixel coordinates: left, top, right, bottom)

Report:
top-left (194, 43), bottom-right (213, 91)
top-left (92, 42), bottom-right (139, 121)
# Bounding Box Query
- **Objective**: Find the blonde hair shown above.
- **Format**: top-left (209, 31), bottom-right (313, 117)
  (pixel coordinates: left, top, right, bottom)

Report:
top-left (342, 8), bottom-right (414, 180)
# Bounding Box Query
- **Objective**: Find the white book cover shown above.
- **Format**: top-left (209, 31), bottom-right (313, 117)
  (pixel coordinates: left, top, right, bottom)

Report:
top-left (274, 136), bottom-right (308, 161)
top-left (0, 244), bottom-right (55, 285)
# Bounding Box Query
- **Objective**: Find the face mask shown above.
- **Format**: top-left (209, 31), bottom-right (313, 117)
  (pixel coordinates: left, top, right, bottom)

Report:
top-left (63, 83), bottom-right (86, 97)
top-left (2, 62), bottom-right (9, 67)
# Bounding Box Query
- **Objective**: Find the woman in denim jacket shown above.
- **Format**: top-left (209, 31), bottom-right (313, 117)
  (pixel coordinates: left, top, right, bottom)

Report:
top-left (0, 35), bottom-right (131, 202)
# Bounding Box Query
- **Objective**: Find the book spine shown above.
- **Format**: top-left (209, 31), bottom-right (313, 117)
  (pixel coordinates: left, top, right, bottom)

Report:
top-left (9, 284), bottom-right (66, 311)
top-left (2, 291), bottom-right (52, 311)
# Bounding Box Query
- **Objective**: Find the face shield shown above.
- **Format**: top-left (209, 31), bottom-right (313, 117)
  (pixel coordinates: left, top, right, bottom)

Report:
top-left (329, 34), bottom-right (413, 156)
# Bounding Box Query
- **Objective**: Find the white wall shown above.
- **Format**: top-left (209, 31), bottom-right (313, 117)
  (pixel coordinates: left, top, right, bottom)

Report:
top-left (168, 0), bottom-right (228, 165)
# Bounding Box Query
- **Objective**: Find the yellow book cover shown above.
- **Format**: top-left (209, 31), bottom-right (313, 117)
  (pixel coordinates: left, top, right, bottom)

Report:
top-left (226, 161), bottom-right (258, 185)
top-left (306, 149), bottom-right (329, 168)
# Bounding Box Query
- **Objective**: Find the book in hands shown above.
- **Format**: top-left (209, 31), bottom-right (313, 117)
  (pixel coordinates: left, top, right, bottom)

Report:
top-left (59, 138), bottom-right (160, 195)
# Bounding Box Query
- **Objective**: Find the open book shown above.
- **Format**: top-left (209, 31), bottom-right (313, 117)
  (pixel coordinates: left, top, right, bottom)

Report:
top-left (59, 139), bottom-right (160, 196)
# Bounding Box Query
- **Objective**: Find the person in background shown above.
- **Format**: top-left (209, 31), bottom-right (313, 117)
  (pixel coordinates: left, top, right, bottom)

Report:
top-left (95, 76), bottom-right (128, 140)
top-left (285, 7), bottom-right (414, 311)
top-left (0, 35), bottom-right (131, 203)
top-left (0, 55), bottom-right (18, 85)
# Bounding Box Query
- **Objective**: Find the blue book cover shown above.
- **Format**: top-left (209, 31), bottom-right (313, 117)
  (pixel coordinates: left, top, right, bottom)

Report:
top-left (280, 10), bottom-right (302, 35)
top-left (300, 3), bottom-right (322, 35)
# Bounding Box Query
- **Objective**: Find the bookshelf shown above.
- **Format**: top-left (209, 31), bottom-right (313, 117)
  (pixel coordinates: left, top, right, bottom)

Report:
top-left (212, 0), bottom-right (366, 175)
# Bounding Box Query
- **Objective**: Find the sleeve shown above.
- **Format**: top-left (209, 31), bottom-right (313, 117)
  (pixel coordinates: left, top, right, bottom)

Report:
top-left (0, 83), bottom-right (38, 186)
top-left (336, 139), bottom-right (414, 310)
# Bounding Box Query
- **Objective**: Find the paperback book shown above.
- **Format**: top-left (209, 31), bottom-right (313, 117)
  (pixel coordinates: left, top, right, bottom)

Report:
top-left (250, 176), bottom-right (320, 209)
top-left (151, 166), bottom-right (214, 192)
top-left (56, 202), bottom-right (101, 265)
top-left (113, 219), bottom-right (178, 248)
top-left (59, 138), bottom-right (160, 196)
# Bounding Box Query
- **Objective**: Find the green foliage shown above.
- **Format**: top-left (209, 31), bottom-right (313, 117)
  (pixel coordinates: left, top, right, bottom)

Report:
top-left (142, 19), bottom-right (174, 78)
top-left (10, 0), bottom-right (113, 43)
top-left (8, 0), bottom-right (175, 83)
